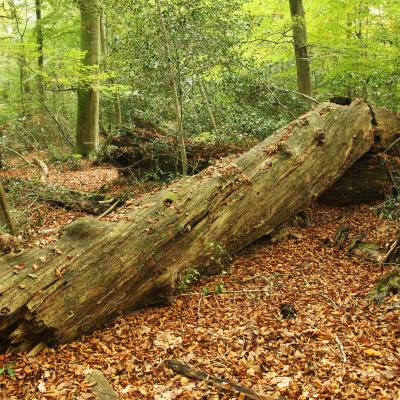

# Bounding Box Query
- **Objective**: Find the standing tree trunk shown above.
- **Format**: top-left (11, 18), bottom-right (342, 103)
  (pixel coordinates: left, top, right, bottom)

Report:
top-left (155, 0), bottom-right (188, 176)
top-left (35, 0), bottom-right (45, 102)
top-left (8, 0), bottom-right (28, 116)
top-left (0, 182), bottom-right (16, 235)
top-left (289, 0), bottom-right (313, 97)
top-left (99, 10), bottom-right (122, 127)
top-left (76, 0), bottom-right (100, 156)
top-left (0, 100), bottom-right (375, 351)
top-left (198, 78), bottom-right (218, 131)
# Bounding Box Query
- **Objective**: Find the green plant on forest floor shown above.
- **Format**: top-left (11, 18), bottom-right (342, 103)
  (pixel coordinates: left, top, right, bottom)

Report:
top-left (177, 267), bottom-right (200, 292)
top-left (207, 241), bottom-right (232, 274)
top-left (373, 175), bottom-right (400, 221)
top-left (0, 361), bottom-right (16, 378)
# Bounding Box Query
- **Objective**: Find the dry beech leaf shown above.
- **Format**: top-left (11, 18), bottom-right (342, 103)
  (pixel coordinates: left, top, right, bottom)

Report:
top-left (363, 349), bottom-right (383, 357)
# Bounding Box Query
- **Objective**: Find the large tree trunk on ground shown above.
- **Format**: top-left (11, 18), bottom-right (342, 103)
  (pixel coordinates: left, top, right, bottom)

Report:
top-left (318, 154), bottom-right (398, 206)
top-left (0, 100), bottom-right (375, 351)
top-left (319, 106), bottom-right (400, 206)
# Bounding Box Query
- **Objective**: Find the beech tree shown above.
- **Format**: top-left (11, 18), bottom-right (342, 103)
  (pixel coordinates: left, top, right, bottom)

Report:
top-left (288, 0), bottom-right (313, 96)
top-left (75, 0), bottom-right (101, 156)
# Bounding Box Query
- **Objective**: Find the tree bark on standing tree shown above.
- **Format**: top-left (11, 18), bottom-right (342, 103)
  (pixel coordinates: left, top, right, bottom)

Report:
top-left (35, 0), bottom-right (45, 102)
top-left (76, 0), bottom-right (101, 156)
top-left (289, 0), bottom-right (313, 97)
top-left (99, 10), bottom-right (122, 127)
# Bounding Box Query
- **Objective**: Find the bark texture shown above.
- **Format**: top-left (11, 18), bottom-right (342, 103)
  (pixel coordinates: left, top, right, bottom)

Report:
top-left (289, 0), bottom-right (313, 96)
top-left (0, 100), bottom-right (375, 351)
top-left (319, 106), bottom-right (400, 206)
top-left (76, 0), bottom-right (100, 156)
top-left (318, 154), bottom-right (397, 206)
top-left (4, 177), bottom-right (123, 215)
top-left (0, 181), bottom-right (16, 235)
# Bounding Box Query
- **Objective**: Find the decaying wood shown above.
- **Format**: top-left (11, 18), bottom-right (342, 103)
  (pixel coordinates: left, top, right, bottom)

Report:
top-left (165, 360), bottom-right (265, 400)
top-left (318, 154), bottom-right (398, 206)
top-left (85, 369), bottom-right (119, 400)
top-left (347, 226), bottom-right (399, 266)
top-left (0, 181), bottom-right (17, 235)
top-left (0, 100), bottom-right (375, 350)
top-left (32, 158), bottom-right (49, 183)
top-left (319, 106), bottom-right (400, 206)
top-left (4, 177), bottom-right (124, 215)
top-left (102, 127), bottom-right (245, 176)
top-left (371, 107), bottom-right (400, 156)
top-left (370, 267), bottom-right (400, 304)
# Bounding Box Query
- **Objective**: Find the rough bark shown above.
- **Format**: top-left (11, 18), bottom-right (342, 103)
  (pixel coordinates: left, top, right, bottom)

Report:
top-left (35, 0), bottom-right (45, 102)
top-left (289, 0), bottom-right (313, 97)
top-left (76, 0), bottom-right (100, 156)
top-left (318, 154), bottom-right (397, 206)
top-left (4, 177), bottom-right (124, 215)
top-left (0, 100), bottom-right (375, 351)
top-left (371, 107), bottom-right (400, 156)
top-left (0, 181), bottom-right (16, 235)
top-left (319, 106), bottom-right (400, 206)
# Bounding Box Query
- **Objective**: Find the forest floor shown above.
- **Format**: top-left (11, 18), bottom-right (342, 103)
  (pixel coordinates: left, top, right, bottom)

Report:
top-left (0, 158), bottom-right (399, 400)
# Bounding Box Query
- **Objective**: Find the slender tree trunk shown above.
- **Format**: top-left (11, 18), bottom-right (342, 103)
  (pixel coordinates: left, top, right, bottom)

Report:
top-left (289, 0), bottom-right (313, 97)
top-left (8, 0), bottom-right (28, 115)
top-left (0, 182), bottom-right (16, 235)
top-left (35, 0), bottom-right (45, 102)
top-left (114, 95), bottom-right (122, 126)
top-left (155, 0), bottom-right (188, 175)
top-left (198, 78), bottom-right (218, 131)
top-left (76, 0), bottom-right (100, 156)
top-left (99, 10), bottom-right (122, 127)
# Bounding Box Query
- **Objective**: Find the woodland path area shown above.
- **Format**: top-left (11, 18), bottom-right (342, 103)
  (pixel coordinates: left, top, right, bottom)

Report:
top-left (0, 161), bottom-right (399, 399)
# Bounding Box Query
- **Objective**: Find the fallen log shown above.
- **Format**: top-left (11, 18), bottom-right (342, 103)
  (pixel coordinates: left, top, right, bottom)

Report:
top-left (102, 127), bottom-right (246, 176)
top-left (0, 100), bottom-right (375, 351)
top-left (319, 106), bottom-right (400, 206)
top-left (4, 177), bottom-right (124, 215)
top-left (318, 154), bottom-right (398, 206)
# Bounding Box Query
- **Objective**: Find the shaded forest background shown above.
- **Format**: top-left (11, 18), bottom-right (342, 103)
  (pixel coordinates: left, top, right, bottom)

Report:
top-left (1, 0), bottom-right (400, 157)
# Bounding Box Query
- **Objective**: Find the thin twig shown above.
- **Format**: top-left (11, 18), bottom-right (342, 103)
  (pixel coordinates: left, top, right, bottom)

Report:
top-left (179, 288), bottom-right (271, 297)
top-left (1, 145), bottom-right (34, 166)
top-left (38, 100), bottom-right (74, 148)
top-left (270, 85), bottom-right (320, 104)
top-left (97, 200), bottom-right (119, 219)
top-left (334, 335), bottom-right (347, 363)
top-left (383, 136), bottom-right (400, 154)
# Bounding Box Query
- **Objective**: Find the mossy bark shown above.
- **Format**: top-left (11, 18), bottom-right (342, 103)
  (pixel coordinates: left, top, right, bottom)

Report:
top-left (289, 0), bottom-right (313, 97)
top-left (76, 0), bottom-right (100, 156)
top-left (0, 100), bottom-right (375, 351)
top-left (319, 106), bottom-right (400, 206)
